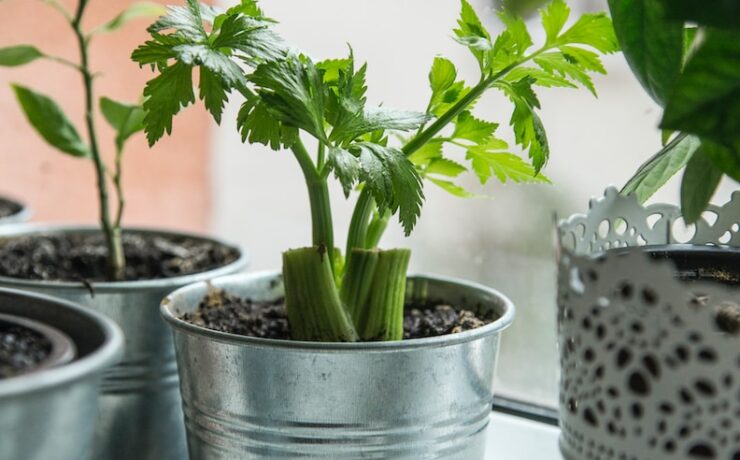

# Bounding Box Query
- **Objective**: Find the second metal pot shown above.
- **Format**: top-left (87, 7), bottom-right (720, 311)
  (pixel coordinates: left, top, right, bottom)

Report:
top-left (0, 196), bottom-right (30, 226)
top-left (162, 271), bottom-right (515, 460)
top-left (0, 225), bottom-right (248, 460)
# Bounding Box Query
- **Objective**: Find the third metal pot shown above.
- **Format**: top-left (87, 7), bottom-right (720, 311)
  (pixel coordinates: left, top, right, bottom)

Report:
top-left (0, 225), bottom-right (248, 460)
top-left (162, 271), bottom-right (515, 460)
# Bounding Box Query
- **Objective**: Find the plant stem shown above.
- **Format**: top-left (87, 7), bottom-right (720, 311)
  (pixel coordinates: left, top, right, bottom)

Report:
top-left (356, 249), bottom-right (410, 341)
top-left (113, 147), bottom-right (125, 228)
top-left (340, 248), bottom-right (379, 323)
top-left (283, 247), bottom-right (358, 342)
top-left (290, 140), bottom-right (334, 269)
top-left (72, 0), bottom-right (125, 280)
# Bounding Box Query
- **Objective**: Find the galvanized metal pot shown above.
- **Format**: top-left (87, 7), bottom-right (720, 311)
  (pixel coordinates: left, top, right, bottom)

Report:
top-left (0, 287), bottom-right (123, 460)
top-left (162, 271), bottom-right (515, 459)
top-left (0, 196), bottom-right (30, 225)
top-left (557, 188), bottom-right (740, 460)
top-left (0, 225), bottom-right (248, 460)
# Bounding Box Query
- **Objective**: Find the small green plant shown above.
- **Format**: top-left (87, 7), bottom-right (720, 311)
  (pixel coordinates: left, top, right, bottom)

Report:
top-left (610, 0), bottom-right (740, 222)
top-left (134, 0), bottom-right (617, 341)
top-left (0, 0), bottom-right (165, 280)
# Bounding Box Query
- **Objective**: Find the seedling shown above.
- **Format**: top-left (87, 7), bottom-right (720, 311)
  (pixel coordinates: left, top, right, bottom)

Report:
top-left (0, 0), bottom-right (165, 280)
top-left (610, 0), bottom-right (740, 221)
top-left (135, 0), bottom-right (617, 341)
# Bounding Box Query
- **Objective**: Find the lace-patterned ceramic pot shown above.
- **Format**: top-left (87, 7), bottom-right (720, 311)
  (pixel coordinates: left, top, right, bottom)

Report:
top-left (556, 187), bottom-right (740, 460)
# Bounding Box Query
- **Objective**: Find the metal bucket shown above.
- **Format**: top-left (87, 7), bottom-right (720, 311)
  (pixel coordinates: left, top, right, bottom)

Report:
top-left (0, 225), bottom-right (248, 460)
top-left (0, 196), bottom-right (30, 225)
top-left (162, 271), bottom-right (515, 459)
top-left (0, 287), bottom-right (123, 460)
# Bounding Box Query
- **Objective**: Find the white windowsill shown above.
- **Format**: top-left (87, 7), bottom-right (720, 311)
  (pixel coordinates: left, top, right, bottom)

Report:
top-left (486, 412), bottom-right (562, 459)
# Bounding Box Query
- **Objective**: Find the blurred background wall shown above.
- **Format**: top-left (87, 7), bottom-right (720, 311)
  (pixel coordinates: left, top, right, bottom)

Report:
top-left (0, 0), bottom-right (211, 231)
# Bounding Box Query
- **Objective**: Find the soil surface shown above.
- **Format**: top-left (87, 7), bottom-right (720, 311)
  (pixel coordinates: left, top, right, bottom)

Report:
top-left (0, 232), bottom-right (240, 282)
top-left (0, 323), bottom-right (52, 379)
top-left (0, 198), bottom-right (21, 219)
top-left (183, 289), bottom-right (496, 341)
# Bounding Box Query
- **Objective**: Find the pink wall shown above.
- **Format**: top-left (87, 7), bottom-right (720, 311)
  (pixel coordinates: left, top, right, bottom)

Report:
top-left (0, 0), bottom-right (211, 232)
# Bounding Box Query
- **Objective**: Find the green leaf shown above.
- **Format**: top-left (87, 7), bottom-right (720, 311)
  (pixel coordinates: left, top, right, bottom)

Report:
top-left (660, 29), bottom-right (740, 144)
top-left (100, 97), bottom-right (146, 151)
top-left (607, 0), bottom-right (683, 106)
top-left (680, 147), bottom-right (723, 224)
top-left (327, 146), bottom-right (360, 196)
top-left (426, 158), bottom-right (467, 177)
top-left (454, 0), bottom-right (492, 71)
top-left (351, 142), bottom-right (424, 235)
top-left (559, 46), bottom-right (607, 74)
top-left (12, 84), bottom-right (90, 158)
top-left (701, 139), bottom-right (740, 182)
top-left (428, 178), bottom-right (474, 198)
top-left (172, 44), bottom-right (247, 88)
top-left (465, 137), bottom-right (549, 185)
top-left (198, 67), bottom-right (227, 124)
top-left (452, 111), bottom-right (498, 143)
top-left (141, 61), bottom-right (195, 145)
top-left (621, 134), bottom-right (700, 203)
top-left (99, 2), bottom-right (167, 33)
top-left (0, 45), bottom-right (44, 67)
top-left (429, 56), bottom-right (457, 95)
top-left (554, 12), bottom-right (619, 54)
top-left (661, 0), bottom-right (740, 29)
top-left (250, 54), bottom-right (327, 141)
top-left (236, 97), bottom-right (297, 150)
top-left (541, 0), bottom-right (570, 44)
top-left (147, 0), bottom-right (209, 41)
top-left (430, 81), bottom-right (473, 117)
top-left (535, 52), bottom-right (596, 95)
top-left (331, 106), bottom-right (430, 144)
top-left (505, 67), bottom-right (577, 88)
top-left (408, 139), bottom-right (443, 166)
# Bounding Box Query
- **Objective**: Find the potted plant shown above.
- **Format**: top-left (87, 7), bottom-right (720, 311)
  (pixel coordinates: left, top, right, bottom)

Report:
top-left (0, 2), bottom-right (247, 459)
top-left (0, 287), bottom-right (123, 460)
top-left (0, 195), bottom-right (30, 226)
top-left (557, 1), bottom-right (740, 459)
top-left (135, 0), bottom-right (617, 457)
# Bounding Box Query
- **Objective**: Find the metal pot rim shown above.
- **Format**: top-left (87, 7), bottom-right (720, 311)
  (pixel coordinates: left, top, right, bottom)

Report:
top-left (0, 312), bottom-right (76, 375)
top-left (0, 224), bottom-right (248, 292)
top-left (161, 270), bottom-right (515, 352)
top-left (0, 287), bottom-right (123, 398)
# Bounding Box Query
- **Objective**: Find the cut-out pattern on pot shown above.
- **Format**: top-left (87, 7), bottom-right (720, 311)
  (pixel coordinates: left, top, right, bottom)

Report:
top-left (557, 187), bottom-right (740, 460)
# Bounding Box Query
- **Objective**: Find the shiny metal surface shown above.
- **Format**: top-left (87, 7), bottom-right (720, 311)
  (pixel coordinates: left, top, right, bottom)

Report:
top-left (0, 197), bottom-right (30, 226)
top-left (0, 225), bottom-right (248, 460)
top-left (162, 271), bottom-right (515, 459)
top-left (0, 288), bottom-right (123, 460)
top-left (0, 313), bottom-right (76, 374)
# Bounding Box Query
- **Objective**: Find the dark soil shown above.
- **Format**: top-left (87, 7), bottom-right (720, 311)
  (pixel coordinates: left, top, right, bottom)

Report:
top-left (183, 289), bottom-right (495, 341)
top-left (0, 323), bottom-right (52, 379)
top-left (0, 232), bottom-right (240, 282)
top-left (0, 198), bottom-right (21, 219)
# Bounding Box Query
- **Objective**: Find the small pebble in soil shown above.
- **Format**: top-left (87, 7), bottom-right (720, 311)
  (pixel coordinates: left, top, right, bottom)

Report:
top-left (183, 289), bottom-right (495, 341)
top-left (715, 302), bottom-right (740, 335)
top-left (0, 325), bottom-right (52, 379)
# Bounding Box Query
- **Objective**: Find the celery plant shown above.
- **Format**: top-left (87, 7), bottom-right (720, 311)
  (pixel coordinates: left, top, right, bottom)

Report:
top-left (0, 0), bottom-right (165, 280)
top-left (134, 0), bottom-right (617, 341)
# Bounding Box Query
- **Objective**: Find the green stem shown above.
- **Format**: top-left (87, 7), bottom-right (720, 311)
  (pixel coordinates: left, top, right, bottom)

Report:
top-left (290, 140), bottom-right (334, 265)
top-left (365, 209), bottom-right (391, 249)
top-left (356, 249), bottom-right (411, 341)
top-left (73, 0), bottom-right (125, 280)
top-left (283, 247), bottom-right (358, 342)
top-left (340, 248), bottom-right (379, 323)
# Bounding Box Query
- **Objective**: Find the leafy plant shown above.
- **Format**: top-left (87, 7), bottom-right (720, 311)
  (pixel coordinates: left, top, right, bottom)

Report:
top-left (610, 0), bottom-right (740, 222)
top-left (134, 0), bottom-right (617, 341)
top-left (0, 0), bottom-right (164, 279)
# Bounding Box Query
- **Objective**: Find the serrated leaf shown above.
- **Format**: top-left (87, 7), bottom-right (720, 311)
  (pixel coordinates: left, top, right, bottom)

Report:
top-left (12, 84), bottom-right (90, 158)
top-left (495, 79), bottom-right (549, 172)
top-left (558, 46), bottom-right (606, 74)
top-left (454, 0), bottom-right (492, 71)
top-left (430, 81), bottom-right (473, 117)
top-left (607, 0), bottom-right (683, 106)
top-left (148, 0), bottom-right (209, 42)
top-left (660, 29), bottom-right (740, 144)
top-left (554, 12), bottom-right (619, 54)
top-left (142, 61), bottom-right (195, 145)
top-left (100, 97), bottom-right (146, 152)
top-left (541, 0), bottom-right (570, 44)
top-left (408, 139), bottom-right (443, 166)
top-left (331, 107), bottom-right (429, 144)
top-left (535, 52), bottom-right (596, 95)
top-left (621, 134), bottom-right (700, 203)
top-left (0, 45), bottom-right (44, 67)
top-left (452, 111), bottom-right (498, 143)
top-left (327, 146), bottom-right (360, 196)
top-left (428, 178), bottom-right (474, 198)
top-left (236, 97), bottom-right (297, 150)
top-left (199, 67), bottom-right (228, 124)
top-left (466, 146), bottom-right (550, 185)
top-left (173, 44), bottom-right (247, 88)
top-left (426, 158), bottom-right (467, 177)
top-left (505, 67), bottom-right (577, 88)
top-left (429, 56), bottom-right (457, 95)
top-left (681, 147), bottom-right (723, 224)
top-left (100, 2), bottom-right (167, 33)
top-left (351, 142), bottom-right (424, 235)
